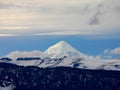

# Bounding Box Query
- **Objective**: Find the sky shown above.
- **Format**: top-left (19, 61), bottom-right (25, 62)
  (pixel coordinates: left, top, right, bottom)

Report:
top-left (0, 0), bottom-right (120, 58)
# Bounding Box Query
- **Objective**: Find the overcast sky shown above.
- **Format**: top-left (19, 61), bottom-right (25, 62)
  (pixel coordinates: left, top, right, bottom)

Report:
top-left (0, 0), bottom-right (120, 36)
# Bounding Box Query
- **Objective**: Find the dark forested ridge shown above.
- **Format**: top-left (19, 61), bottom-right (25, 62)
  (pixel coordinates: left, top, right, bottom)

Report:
top-left (0, 62), bottom-right (120, 90)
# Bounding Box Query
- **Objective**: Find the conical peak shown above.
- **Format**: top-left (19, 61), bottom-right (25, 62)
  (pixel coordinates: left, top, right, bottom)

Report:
top-left (52, 41), bottom-right (74, 50)
top-left (55, 41), bottom-right (69, 46)
top-left (42, 40), bottom-right (87, 58)
top-left (58, 41), bottom-right (67, 44)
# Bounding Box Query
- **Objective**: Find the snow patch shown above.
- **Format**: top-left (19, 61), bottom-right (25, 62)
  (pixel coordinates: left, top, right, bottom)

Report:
top-left (0, 84), bottom-right (15, 90)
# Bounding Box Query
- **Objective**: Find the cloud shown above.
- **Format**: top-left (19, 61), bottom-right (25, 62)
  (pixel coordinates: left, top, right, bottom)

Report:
top-left (0, 3), bottom-right (14, 9)
top-left (0, 34), bottom-right (18, 37)
top-left (104, 47), bottom-right (120, 55)
top-left (104, 49), bottom-right (111, 54)
top-left (0, 27), bottom-right (30, 30)
top-left (6, 50), bottom-right (42, 60)
top-left (89, 11), bottom-right (102, 25)
top-left (111, 47), bottom-right (120, 54)
top-left (115, 6), bottom-right (120, 12)
top-left (89, 2), bottom-right (104, 25)
top-left (0, 0), bottom-right (120, 36)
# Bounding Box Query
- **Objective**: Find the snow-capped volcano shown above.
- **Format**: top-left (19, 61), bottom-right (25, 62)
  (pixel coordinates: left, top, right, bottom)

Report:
top-left (1, 40), bottom-right (120, 71)
top-left (42, 41), bottom-right (87, 59)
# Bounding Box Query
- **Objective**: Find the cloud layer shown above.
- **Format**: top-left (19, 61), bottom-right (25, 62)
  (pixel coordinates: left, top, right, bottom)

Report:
top-left (6, 50), bottom-right (42, 60)
top-left (104, 47), bottom-right (120, 55)
top-left (0, 0), bottom-right (120, 35)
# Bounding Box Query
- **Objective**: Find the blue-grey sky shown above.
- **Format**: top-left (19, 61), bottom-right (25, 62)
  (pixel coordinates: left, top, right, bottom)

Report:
top-left (0, 35), bottom-right (120, 58)
top-left (0, 0), bottom-right (120, 58)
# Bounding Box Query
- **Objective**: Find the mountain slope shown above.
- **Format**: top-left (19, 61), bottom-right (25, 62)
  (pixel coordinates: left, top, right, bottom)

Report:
top-left (42, 41), bottom-right (87, 59)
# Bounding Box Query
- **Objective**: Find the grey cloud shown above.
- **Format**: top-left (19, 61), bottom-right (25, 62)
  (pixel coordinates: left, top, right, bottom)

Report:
top-left (89, 11), bottom-right (102, 25)
top-left (0, 3), bottom-right (14, 9)
top-left (89, 16), bottom-right (99, 25)
top-left (97, 3), bottom-right (103, 9)
top-left (25, 3), bottom-right (91, 15)
top-left (88, 2), bottom-right (105, 25)
top-left (114, 6), bottom-right (120, 13)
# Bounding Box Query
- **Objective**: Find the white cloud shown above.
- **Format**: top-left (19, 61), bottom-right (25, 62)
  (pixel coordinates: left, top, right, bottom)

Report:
top-left (0, 27), bottom-right (30, 30)
top-left (6, 50), bottom-right (42, 60)
top-left (0, 0), bottom-right (120, 35)
top-left (0, 34), bottom-right (18, 36)
top-left (104, 47), bottom-right (120, 55)
top-left (111, 47), bottom-right (120, 54)
top-left (104, 49), bottom-right (111, 54)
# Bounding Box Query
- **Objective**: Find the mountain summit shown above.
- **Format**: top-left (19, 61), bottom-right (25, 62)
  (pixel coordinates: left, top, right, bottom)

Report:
top-left (42, 41), bottom-right (86, 58)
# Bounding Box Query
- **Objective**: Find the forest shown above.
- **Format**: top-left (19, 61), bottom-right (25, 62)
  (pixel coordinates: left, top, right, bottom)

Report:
top-left (0, 62), bottom-right (120, 90)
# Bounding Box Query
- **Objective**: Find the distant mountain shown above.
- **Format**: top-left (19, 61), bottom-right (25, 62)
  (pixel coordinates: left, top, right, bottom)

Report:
top-left (42, 41), bottom-right (87, 59)
top-left (1, 41), bottom-right (120, 71)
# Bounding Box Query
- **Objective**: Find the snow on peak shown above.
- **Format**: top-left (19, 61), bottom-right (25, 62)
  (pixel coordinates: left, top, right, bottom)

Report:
top-left (42, 41), bottom-right (87, 58)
